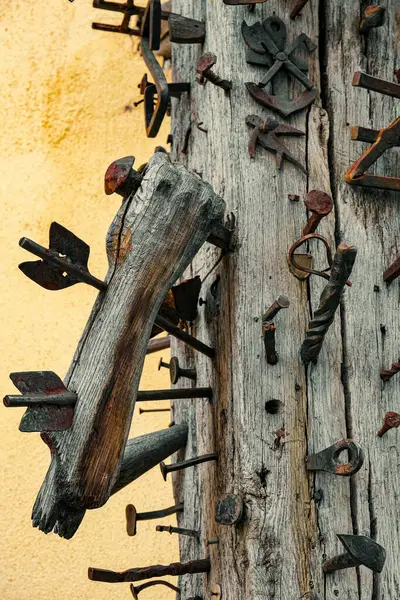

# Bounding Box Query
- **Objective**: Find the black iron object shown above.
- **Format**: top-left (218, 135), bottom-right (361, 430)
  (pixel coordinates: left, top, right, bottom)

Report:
top-left (345, 72), bottom-right (400, 191)
top-left (288, 234), bottom-right (352, 288)
top-left (139, 407), bottom-right (170, 414)
top-left (262, 295), bottom-right (290, 365)
top-left (206, 537), bottom-right (220, 546)
top-left (160, 453), bottom-right (218, 480)
top-left (3, 371), bottom-right (76, 432)
top-left (88, 558), bottom-right (211, 583)
top-left (359, 5), bottom-right (386, 33)
top-left (19, 223), bottom-right (106, 292)
top-left (155, 315), bottom-right (215, 359)
top-left (126, 502), bottom-right (183, 536)
top-left (215, 494), bottom-right (244, 525)
top-left (322, 535), bottom-right (386, 574)
top-left (136, 387), bottom-right (212, 401)
top-left (246, 115), bottom-right (306, 174)
top-left (156, 525), bottom-right (199, 538)
top-left (130, 581), bottom-right (180, 600)
top-left (306, 439), bottom-right (364, 476)
top-left (172, 276), bottom-right (201, 322)
top-left (290, 0), bottom-right (311, 18)
top-left (300, 243), bottom-right (357, 364)
top-left (146, 336), bottom-right (170, 354)
top-left (196, 53), bottom-right (232, 91)
top-left (158, 356), bottom-right (197, 384)
top-left (242, 16), bottom-right (317, 117)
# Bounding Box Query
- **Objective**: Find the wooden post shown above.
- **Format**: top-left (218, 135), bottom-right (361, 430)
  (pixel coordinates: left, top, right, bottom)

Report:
top-left (170, 1), bottom-right (399, 599)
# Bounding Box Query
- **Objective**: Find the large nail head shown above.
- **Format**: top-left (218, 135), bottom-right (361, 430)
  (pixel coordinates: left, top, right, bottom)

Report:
top-left (215, 494), bottom-right (244, 525)
top-left (126, 504), bottom-right (137, 536)
top-left (305, 190), bottom-right (333, 216)
top-left (105, 156), bottom-right (142, 198)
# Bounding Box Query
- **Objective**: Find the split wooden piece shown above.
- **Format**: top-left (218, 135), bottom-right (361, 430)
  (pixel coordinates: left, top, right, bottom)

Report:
top-left (301, 243), bottom-right (357, 364)
top-left (30, 152), bottom-right (225, 538)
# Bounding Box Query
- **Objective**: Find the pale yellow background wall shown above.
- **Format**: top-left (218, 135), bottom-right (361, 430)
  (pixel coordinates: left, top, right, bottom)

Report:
top-left (0, 1), bottom-right (178, 598)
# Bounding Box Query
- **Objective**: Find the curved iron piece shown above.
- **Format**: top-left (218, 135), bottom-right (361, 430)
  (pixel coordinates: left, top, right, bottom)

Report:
top-left (306, 439), bottom-right (364, 476)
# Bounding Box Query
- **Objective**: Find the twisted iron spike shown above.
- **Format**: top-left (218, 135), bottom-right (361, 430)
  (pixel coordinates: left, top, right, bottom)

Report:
top-left (380, 362), bottom-right (400, 383)
top-left (301, 243), bottom-right (357, 365)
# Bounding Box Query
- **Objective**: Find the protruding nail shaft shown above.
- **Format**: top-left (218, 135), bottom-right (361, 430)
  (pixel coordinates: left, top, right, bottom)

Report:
top-left (156, 525), bottom-right (199, 538)
top-left (88, 558), bottom-right (211, 583)
top-left (160, 453), bottom-right (218, 480)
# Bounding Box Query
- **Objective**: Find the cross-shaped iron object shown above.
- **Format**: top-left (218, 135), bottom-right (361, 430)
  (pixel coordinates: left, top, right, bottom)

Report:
top-left (246, 115), bottom-right (306, 174)
top-left (242, 16), bottom-right (317, 117)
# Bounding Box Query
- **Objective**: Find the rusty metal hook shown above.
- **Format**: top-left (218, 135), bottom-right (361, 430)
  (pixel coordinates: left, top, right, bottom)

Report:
top-left (288, 233), bottom-right (352, 287)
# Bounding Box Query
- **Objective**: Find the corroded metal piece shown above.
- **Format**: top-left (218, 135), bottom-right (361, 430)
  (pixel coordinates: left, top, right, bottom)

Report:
top-left (196, 53), bottom-right (232, 91)
top-left (158, 356), bottom-right (197, 384)
top-left (263, 295), bottom-right (290, 323)
top-left (246, 115), bottom-right (306, 174)
top-left (88, 558), bottom-right (211, 583)
top-left (380, 362), bottom-right (400, 383)
top-left (160, 453), bottom-right (218, 480)
top-left (300, 243), bottom-right (357, 364)
top-left (290, 0), bottom-right (311, 19)
top-left (242, 16), bottom-right (317, 117)
top-left (136, 387), bottom-right (212, 401)
top-left (262, 296), bottom-right (290, 365)
top-left (126, 502), bottom-right (183, 536)
top-left (155, 315), bottom-right (215, 358)
top-left (215, 494), bottom-right (244, 525)
top-left (352, 71), bottom-right (400, 99)
top-left (383, 255), bottom-right (400, 283)
top-left (302, 190), bottom-right (333, 235)
top-left (377, 411), bottom-right (400, 437)
top-left (359, 5), bottom-right (386, 33)
top-left (288, 234), bottom-right (352, 287)
top-left (323, 535), bottom-right (386, 573)
top-left (19, 223), bottom-right (106, 292)
top-left (104, 156), bottom-right (143, 198)
top-left (306, 439), bottom-right (364, 476)
top-left (156, 524), bottom-right (199, 538)
top-left (172, 276), bottom-right (202, 322)
top-left (4, 371), bottom-right (76, 432)
top-left (130, 581), bottom-right (180, 600)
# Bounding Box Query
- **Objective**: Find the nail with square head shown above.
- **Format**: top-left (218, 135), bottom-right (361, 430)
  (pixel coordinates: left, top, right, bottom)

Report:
top-left (302, 190), bottom-right (333, 235)
top-left (154, 315), bottom-right (215, 358)
top-left (196, 53), bottom-right (232, 91)
top-left (3, 371), bottom-right (77, 432)
top-left (19, 223), bottom-right (107, 292)
top-left (104, 156), bottom-right (143, 199)
top-left (323, 535), bottom-right (386, 573)
top-left (126, 502), bottom-right (184, 536)
top-left (160, 453), bottom-right (218, 481)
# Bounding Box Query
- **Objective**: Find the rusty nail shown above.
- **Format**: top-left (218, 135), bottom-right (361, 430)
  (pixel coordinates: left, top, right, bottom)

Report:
top-left (130, 581), bottom-right (180, 599)
top-left (377, 411), bottom-right (400, 437)
top-left (288, 194), bottom-right (300, 202)
top-left (155, 315), bottom-right (215, 359)
top-left (215, 494), bottom-right (244, 525)
top-left (126, 502), bottom-right (184, 537)
top-left (359, 6), bottom-right (386, 34)
top-left (306, 439), bottom-right (364, 476)
top-left (380, 361), bottom-right (400, 383)
top-left (302, 190), bottom-right (333, 235)
top-left (156, 525), bottom-right (199, 539)
top-left (160, 453), bottom-right (218, 481)
top-left (383, 255), bottom-right (400, 283)
top-left (157, 356), bottom-right (197, 384)
top-left (138, 407), bottom-right (170, 414)
top-left (104, 156), bottom-right (143, 199)
top-left (88, 558), bottom-right (211, 583)
top-left (322, 535), bottom-right (386, 573)
top-left (263, 295), bottom-right (290, 323)
top-left (136, 387), bottom-right (212, 402)
top-left (206, 536), bottom-right (220, 546)
top-left (196, 53), bottom-right (232, 91)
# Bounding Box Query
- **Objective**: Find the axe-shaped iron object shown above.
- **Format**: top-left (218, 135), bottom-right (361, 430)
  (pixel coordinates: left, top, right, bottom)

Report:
top-left (8, 152), bottom-right (225, 537)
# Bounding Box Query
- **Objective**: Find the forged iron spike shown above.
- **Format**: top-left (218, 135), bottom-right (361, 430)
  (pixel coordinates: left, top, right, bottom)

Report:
top-left (156, 524), bottom-right (199, 538)
top-left (160, 452), bottom-right (218, 481)
top-left (377, 412), bottom-right (400, 437)
top-left (130, 581), bottom-right (181, 599)
top-left (126, 502), bottom-right (183, 536)
top-left (302, 190), bottom-right (333, 235)
top-left (88, 558), bottom-right (211, 583)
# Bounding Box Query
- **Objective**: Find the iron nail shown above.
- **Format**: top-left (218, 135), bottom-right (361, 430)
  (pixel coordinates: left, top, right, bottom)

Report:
top-left (104, 156), bottom-right (143, 199)
top-left (157, 356), bottom-right (196, 384)
top-left (206, 536), bottom-right (220, 546)
top-left (130, 581), bottom-right (180, 600)
top-left (215, 494), bottom-right (244, 525)
top-left (263, 295), bottom-right (290, 323)
top-left (160, 453), bottom-right (218, 481)
top-left (383, 255), bottom-right (400, 283)
top-left (138, 407), bottom-right (170, 414)
top-left (377, 411), bottom-right (400, 437)
top-left (136, 387), bottom-right (212, 402)
top-left (125, 502), bottom-right (183, 536)
top-left (380, 361), bottom-right (400, 382)
top-left (154, 315), bottom-right (215, 358)
top-left (306, 439), bottom-right (364, 476)
top-left (263, 322), bottom-right (277, 365)
top-left (88, 558), bottom-right (211, 583)
top-left (302, 190), bottom-right (333, 235)
top-left (156, 525), bottom-right (199, 539)
top-left (196, 53), bottom-right (232, 91)
top-left (158, 358), bottom-right (170, 371)
top-left (359, 5), bottom-right (386, 34)
top-left (322, 535), bottom-right (386, 573)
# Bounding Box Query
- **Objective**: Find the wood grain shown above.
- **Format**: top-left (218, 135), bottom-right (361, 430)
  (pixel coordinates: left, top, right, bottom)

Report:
top-left (31, 152), bottom-right (225, 538)
top-left (171, 0), bottom-right (398, 598)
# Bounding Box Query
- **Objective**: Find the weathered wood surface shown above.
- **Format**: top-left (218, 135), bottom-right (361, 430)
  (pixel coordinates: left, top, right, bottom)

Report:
top-left (171, 1), bottom-right (399, 599)
top-left (32, 152), bottom-right (225, 538)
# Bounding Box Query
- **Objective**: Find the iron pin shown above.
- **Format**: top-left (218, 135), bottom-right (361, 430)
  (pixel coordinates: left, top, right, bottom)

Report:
top-left (88, 558), bottom-right (211, 583)
top-left (158, 356), bottom-right (197, 384)
top-left (126, 502), bottom-right (183, 536)
top-left (302, 190), bottom-right (333, 235)
top-left (130, 581), bottom-right (180, 600)
top-left (377, 412), bottom-right (400, 437)
top-left (196, 53), bottom-right (232, 91)
top-left (156, 525), bottom-right (200, 539)
top-left (160, 453), bottom-right (218, 481)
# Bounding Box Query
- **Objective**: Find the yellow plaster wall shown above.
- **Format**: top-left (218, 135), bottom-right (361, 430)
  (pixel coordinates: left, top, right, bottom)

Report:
top-left (0, 1), bottom-right (177, 598)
